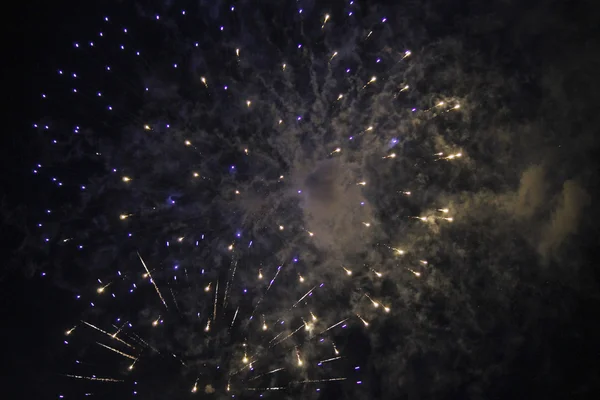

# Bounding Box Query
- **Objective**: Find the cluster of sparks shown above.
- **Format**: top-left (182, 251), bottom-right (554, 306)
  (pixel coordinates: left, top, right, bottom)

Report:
top-left (32, 2), bottom-right (467, 399)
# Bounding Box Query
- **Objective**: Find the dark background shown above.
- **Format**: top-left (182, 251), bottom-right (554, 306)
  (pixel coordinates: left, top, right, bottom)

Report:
top-left (3, 0), bottom-right (600, 399)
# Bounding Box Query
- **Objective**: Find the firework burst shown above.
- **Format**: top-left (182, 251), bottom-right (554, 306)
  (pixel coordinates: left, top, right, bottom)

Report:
top-left (33, 2), bottom-right (468, 399)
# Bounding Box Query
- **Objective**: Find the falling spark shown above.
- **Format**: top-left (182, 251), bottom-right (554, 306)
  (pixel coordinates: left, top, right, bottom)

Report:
top-left (96, 283), bottom-right (111, 293)
top-left (318, 356), bottom-right (342, 364)
top-left (356, 314), bottom-right (369, 327)
top-left (294, 378), bottom-right (347, 384)
top-left (408, 268), bottom-right (421, 277)
top-left (292, 286), bottom-right (316, 308)
top-left (272, 325), bottom-right (304, 347)
top-left (296, 347), bottom-right (303, 366)
top-left (137, 252), bottom-right (168, 310)
top-left (330, 147), bottom-right (341, 155)
top-left (231, 307), bottom-right (239, 328)
top-left (321, 14), bottom-right (330, 29)
top-left (66, 374), bottom-right (123, 382)
top-left (128, 358), bottom-right (138, 370)
top-left (319, 319), bottom-right (348, 334)
top-left (342, 266), bottom-right (352, 276)
top-left (82, 321), bottom-right (133, 348)
top-left (97, 342), bottom-right (136, 360)
top-left (248, 368), bottom-right (284, 381)
top-left (212, 280), bottom-right (219, 321)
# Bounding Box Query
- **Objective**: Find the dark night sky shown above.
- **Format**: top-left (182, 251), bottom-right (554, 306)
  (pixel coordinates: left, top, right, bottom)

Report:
top-left (2, 1), bottom-right (600, 399)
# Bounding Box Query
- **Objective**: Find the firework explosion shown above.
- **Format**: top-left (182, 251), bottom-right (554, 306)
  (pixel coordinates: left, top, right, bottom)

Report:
top-left (19, 1), bottom-right (596, 400)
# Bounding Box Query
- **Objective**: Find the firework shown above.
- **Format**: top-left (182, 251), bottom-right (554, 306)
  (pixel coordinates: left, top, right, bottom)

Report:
top-left (33, 2), bottom-right (469, 398)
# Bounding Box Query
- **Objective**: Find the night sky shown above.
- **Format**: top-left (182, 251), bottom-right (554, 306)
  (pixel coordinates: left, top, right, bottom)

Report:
top-left (3, 0), bottom-right (600, 399)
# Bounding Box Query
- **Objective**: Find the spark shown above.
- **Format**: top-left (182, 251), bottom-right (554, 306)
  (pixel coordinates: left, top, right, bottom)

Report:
top-left (332, 343), bottom-right (340, 355)
top-left (266, 265), bottom-right (283, 292)
top-left (356, 314), bottom-right (369, 327)
top-left (357, 181), bottom-right (367, 186)
top-left (296, 347), bottom-right (303, 366)
top-left (152, 316), bottom-right (161, 327)
top-left (330, 147), bottom-right (341, 155)
top-left (383, 153), bottom-right (396, 159)
top-left (329, 51), bottom-right (338, 61)
top-left (137, 252), bottom-right (168, 309)
top-left (438, 208), bottom-right (449, 213)
top-left (408, 268), bottom-right (421, 277)
top-left (298, 274), bottom-right (305, 283)
top-left (362, 222), bottom-right (370, 227)
top-left (96, 283), bottom-right (111, 293)
top-left (231, 307), bottom-right (239, 328)
top-left (294, 378), bottom-right (347, 384)
top-left (82, 321), bottom-right (133, 348)
top-left (205, 320), bottom-right (211, 332)
top-left (65, 326), bottom-right (77, 336)
top-left (318, 356), bottom-right (342, 364)
top-left (362, 76), bottom-right (377, 89)
top-left (258, 269), bottom-right (263, 279)
top-left (143, 124), bottom-right (151, 131)
top-left (319, 318), bottom-right (348, 334)
top-left (119, 214), bottom-right (131, 220)
top-left (292, 286), bottom-right (316, 308)
top-left (342, 266), bottom-right (352, 276)
top-left (310, 311), bottom-right (318, 321)
top-left (272, 324), bottom-right (304, 347)
top-left (66, 374), bottom-right (123, 382)
top-left (205, 282), bottom-right (212, 292)
top-left (184, 140), bottom-right (192, 146)
top-left (200, 76), bottom-right (207, 87)
top-left (321, 14), bottom-right (330, 29)
top-left (128, 359), bottom-right (138, 370)
top-left (97, 342), bottom-right (136, 360)
top-left (248, 368), bottom-right (284, 381)
top-left (122, 176), bottom-right (131, 182)
top-left (212, 280), bottom-right (219, 321)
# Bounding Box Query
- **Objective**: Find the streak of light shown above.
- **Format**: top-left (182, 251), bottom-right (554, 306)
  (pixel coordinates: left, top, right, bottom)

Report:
top-left (82, 321), bottom-right (134, 348)
top-left (97, 342), bottom-right (136, 360)
top-left (272, 325), bottom-right (304, 347)
top-left (318, 356), bottom-right (341, 364)
top-left (230, 307), bottom-right (239, 328)
top-left (137, 252), bottom-right (168, 309)
top-left (65, 374), bottom-right (123, 382)
top-left (319, 318), bottom-right (348, 334)
top-left (248, 368), bottom-right (285, 381)
top-left (292, 286), bottom-right (316, 308)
